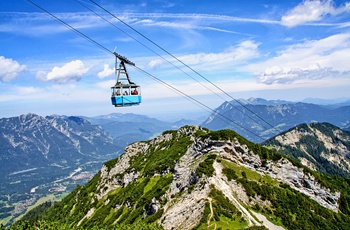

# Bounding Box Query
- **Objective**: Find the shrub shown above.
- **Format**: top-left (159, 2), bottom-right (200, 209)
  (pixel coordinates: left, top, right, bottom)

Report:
top-left (196, 154), bottom-right (216, 178)
top-left (222, 167), bottom-right (238, 181)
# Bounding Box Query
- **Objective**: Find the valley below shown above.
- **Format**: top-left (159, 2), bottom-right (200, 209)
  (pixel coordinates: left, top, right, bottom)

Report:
top-left (0, 159), bottom-right (109, 226)
top-left (1, 98), bottom-right (350, 228)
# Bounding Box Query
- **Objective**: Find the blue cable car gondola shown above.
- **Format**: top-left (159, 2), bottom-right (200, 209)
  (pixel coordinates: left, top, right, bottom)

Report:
top-left (111, 52), bottom-right (141, 107)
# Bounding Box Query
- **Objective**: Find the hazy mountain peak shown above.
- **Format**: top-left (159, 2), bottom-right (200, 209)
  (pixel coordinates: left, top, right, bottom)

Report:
top-left (203, 98), bottom-right (350, 142)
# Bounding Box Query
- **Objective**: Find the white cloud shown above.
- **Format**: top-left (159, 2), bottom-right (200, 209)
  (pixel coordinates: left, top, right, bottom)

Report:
top-left (36, 60), bottom-right (89, 83)
top-left (0, 12), bottom-right (107, 36)
top-left (281, 0), bottom-right (350, 27)
top-left (96, 79), bottom-right (115, 89)
top-left (148, 59), bottom-right (163, 70)
top-left (249, 33), bottom-right (350, 84)
top-left (0, 56), bottom-right (26, 82)
top-left (15, 86), bottom-right (41, 95)
top-left (226, 40), bottom-right (260, 61)
top-left (142, 40), bottom-right (260, 81)
top-left (178, 40), bottom-right (260, 70)
top-left (256, 64), bottom-right (343, 84)
top-left (0, 85), bottom-right (43, 102)
top-left (97, 64), bottom-right (115, 79)
top-left (129, 12), bottom-right (279, 26)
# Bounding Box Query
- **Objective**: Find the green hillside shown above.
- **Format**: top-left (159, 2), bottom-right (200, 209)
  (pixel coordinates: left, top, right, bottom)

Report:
top-left (7, 126), bottom-right (350, 230)
top-left (263, 122), bottom-right (350, 178)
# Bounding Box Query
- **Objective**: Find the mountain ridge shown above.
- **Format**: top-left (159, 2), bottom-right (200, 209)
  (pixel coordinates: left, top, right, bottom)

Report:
top-left (84, 112), bottom-right (203, 149)
top-left (262, 122), bottom-right (350, 178)
top-left (22, 125), bottom-right (350, 230)
top-left (3, 99), bottom-right (350, 228)
top-left (202, 98), bottom-right (350, 143)
top-left (0, 113), bottom-right (119, 174)
top-left (0, 113), bottom-right (121, 225)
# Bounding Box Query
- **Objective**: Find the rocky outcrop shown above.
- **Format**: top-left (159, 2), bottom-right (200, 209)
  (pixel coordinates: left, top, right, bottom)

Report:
top-left (266, 158), bottom-right (340, 211)
top-left (198, 136), bottom-right (340, 211)
top-left (96, 142), bottom-right (149, 199)
top-left (263, 122), bottom-right (350, 178)
top-left (161, 127), bottom-right (340, 228)
top-left (77, 125), bottom-right (343, 229)
top-left (161, 182), bottom-right (210, 230)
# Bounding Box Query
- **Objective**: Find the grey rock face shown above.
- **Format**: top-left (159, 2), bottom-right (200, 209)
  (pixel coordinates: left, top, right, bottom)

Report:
top-left (87, 126), bottom-right (341, 230)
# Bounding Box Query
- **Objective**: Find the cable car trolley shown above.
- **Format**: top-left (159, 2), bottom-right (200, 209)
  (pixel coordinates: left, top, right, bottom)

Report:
top-left (111, 52), bottom-right (141, 107)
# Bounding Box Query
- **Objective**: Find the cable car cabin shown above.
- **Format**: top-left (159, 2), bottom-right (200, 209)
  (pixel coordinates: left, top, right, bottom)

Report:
top-left (111, 84), bottom-right (141, 107)
top-left (110, 52), bottom-right (142, 107)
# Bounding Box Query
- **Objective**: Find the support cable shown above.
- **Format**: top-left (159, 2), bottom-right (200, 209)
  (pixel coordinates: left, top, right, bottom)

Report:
top-left (133, 66), bottom-right (265, 141)
top-left (89, 0), bottom-right (281, 134)
top-left (75, 0), bottom-right (230, 105)
top-left (26, 0), bottom-right (265, 141)
top-left (26, 0), bottom-right (113, 56)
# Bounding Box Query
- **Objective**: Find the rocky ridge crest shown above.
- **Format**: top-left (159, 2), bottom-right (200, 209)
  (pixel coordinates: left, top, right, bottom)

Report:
top-left (80, 126), bottom-right (342, 230)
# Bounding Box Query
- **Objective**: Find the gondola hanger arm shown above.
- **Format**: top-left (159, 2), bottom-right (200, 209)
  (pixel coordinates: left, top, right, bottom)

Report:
top-left (113, 52), bottom-right (135, 66)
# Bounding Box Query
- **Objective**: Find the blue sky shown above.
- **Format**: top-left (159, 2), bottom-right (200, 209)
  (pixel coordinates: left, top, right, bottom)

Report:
top-left (1, 0), bottom-right (350, 119)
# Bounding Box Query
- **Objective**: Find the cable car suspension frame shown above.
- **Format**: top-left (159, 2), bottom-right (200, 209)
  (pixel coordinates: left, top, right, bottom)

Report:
top-left (111, 52), bottom-right (141, 107)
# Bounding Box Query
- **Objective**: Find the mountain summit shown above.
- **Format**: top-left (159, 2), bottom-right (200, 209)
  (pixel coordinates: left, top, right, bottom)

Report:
top-left (202, 98), bottom-right (350, 143)
top-left (263, 122), bottom-right (350, 178)
top-left (32, 126), bottom-right (350, 230)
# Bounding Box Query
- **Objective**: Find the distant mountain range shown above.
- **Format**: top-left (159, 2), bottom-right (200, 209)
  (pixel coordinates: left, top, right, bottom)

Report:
top-left (0, 113), bottom-right (119, 175)
top-left (0, 114), bottom-right (121, 224)
top-left (202, 98), bottom-right (350, 143)
top-left (2, 97), bottom-right (350, 226)
top-left (0, 113), bottom-right (203, 225)
top-left (301, 97), bottom-right (350, 107)
top-left (0, 112), bottom-right (201, 181)
top-left (84, 113), bottom-right (203, 147)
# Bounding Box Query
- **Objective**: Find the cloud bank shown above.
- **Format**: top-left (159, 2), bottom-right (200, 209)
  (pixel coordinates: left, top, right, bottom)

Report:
top-left (0, 56), bottom-right (26, 82)
top-left (177, 40), bottom-right (260, 69)
top-left (256, 64), bottom-right (343, 84)
top-left (281, 0), bottom-right (350, 27)
top-left (36, 60), bottom-right (89, 83)
top-left (97, 64), bottom-right (114, 78)
top-left (252, 33), bottom-right (350, 84)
